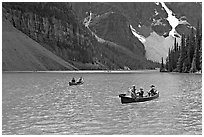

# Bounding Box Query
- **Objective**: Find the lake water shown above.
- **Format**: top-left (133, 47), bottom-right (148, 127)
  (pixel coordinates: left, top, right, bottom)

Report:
top-left (2, 71), bottom-right (202, 135)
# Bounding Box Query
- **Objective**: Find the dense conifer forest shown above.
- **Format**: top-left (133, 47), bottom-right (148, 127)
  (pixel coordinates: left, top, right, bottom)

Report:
top-left (160, 21), bottom-right (202, 73)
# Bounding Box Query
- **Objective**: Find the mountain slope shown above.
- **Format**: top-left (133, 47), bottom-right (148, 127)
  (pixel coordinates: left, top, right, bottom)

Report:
top-left (89, 12), bottom-right (145, 57)
top-left (2, 17), bottom-right (78, 71)
top-left (3, 2), bottom-right (160, 70)
top-left (144, 32), bottom-right (181, 62)
top-left (71, 2), bottom-right (172, 63)
top-left (71, 2), bottom-right (201, 63)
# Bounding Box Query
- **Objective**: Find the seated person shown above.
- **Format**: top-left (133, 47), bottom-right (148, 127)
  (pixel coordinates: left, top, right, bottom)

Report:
top-left (131, 85), bottom-right (137, 99)
top-left (148, 85), bottom-right (157, 96)
top-left (138, 87), bottom-right (144, 97)
top-left (125, 88), bottom-right (132, 97)
top-left (77, 77), bottom-right (83, 83)
top-left (71, 77), bottom-right (76, 83)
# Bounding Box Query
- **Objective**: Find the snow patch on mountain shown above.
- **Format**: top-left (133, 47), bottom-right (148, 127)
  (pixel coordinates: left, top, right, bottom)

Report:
top-left (160, 2), bottom-right (179, 37)
top-left (130, 25), bottom-right (146, 43)
top-left (155, 2), bottom-right (160, 5)
top-left (154, 9), bottom-right (159, 16)
top-left (144, 2), bottom-right (191, 62)
top-left (93, 33), bottom-right (106, 43)
top-left (131, 3), bottom-right (188, 63)
top-left (141, 2), bottom-right (185, 63)
top-left (83, 12), bottom-right (93, 27)
top-left (83, 11), bottom-right (106, 43)
top-left (152, 18), bottom-right (166, 26)
top-left (178, 16), bottom-right (190, 25)
top-left (144, 32), bottom-right (181, 63)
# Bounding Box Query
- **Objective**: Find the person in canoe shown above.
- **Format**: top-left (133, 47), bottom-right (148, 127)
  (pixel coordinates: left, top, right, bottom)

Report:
top-left (148, 85), bottom-right (157, 96)
top-left (77, 77), bottom-right (84, 83)
top-left (131, 85), bottom-right (138, 98)
top-left (71, 77), bottom-right (76, 83)
top-left (125, 87), bottom-right (132, 97)
top-left (138, 87), bottom-right (144, 97)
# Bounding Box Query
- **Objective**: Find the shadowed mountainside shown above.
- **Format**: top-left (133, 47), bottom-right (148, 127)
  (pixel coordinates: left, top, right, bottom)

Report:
top-left (3, 2), bottom-right (200, 71)
top-left (3, 2), bottom-right (160, 71)
top-left (2, 16), bottom-right (78, 71)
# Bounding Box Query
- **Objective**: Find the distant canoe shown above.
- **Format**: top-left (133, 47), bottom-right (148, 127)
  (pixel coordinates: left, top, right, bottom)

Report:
top-left (69, 81), bottom-right (84, 86)
top-left (119, 91), bottom-right (159, 104)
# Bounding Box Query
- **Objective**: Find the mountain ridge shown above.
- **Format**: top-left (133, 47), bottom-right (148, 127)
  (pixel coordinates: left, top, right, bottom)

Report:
top-left (2, 2), bottom-right (201, 71)
top-left (71, 2), bottom-right (201, 63)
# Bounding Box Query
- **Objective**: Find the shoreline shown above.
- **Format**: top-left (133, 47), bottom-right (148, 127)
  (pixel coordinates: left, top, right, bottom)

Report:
top-left (2, 69), bottom-right (159, 74)
top-left (2, 70), bottom-right (202, 75)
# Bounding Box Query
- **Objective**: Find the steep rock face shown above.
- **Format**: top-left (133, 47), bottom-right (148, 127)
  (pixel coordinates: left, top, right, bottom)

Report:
top-left (90, 12), bottom-right (145, 57)
top-left (71, 2), bottom-right (202, 63)
top-left (3, 2), bottom-right (159, 70)
top-left (109, 2), bottom-right (171, 37)
top-left (72, 2), bottom-right (171, 37)
top-left (71, 2), bottom-right (173, 63)
top-left (2, 16), bottom-right (78, 71)
top-left (165, 2), bottom-right (202, 26)
top-left (165, 2), bottom-right (202, 36)
top-left (3, 3), bottom-right (95, 64)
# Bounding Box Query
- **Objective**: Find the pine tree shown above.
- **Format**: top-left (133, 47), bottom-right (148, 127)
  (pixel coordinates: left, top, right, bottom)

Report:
top-left (177, 34), bottom-right (186, 72)
top-left (168, 48), bottom-right (172, 72)
top-left (177, 55), bottom-right (182, 72)
top-left (195, 20), bottom-right (202, 71)
top-left (175, 42), bottom-right (180, 70)
top-left (171, 49), bottom-right (176, 70)
top-left (165, 57), bottom-right (169, 71)
top-left (200, 51), bottom-right (202, 73)
top-left (164, 22), bottom-right (201, 74)
top-left (194, 45), bottom-right (200, 71)
top-left (174, 38), bottom-right (177, 52)
top-left (200, 27), bottom-right (202, 72)
top-left (160, 57), bottom-right (165, 72)
top-left (189, 27), bottom-right (195, 63)
top-left (176, 42), bottom-right (179, 52)
top-left (172, 40), bottom-right (177, 70)
top-left (199, 43), bottom-right (202, 72)
top-left (190, 55), bottom-right (197, 73)
top-left (185, 35), bottom-right (191, 71)
top-left (182, 61), bottom-right (188, 73)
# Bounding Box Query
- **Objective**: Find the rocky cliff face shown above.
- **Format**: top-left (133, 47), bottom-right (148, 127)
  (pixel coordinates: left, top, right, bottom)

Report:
top-left (3, 3), bottom-right (95, 64)
top-left (3, 2), bottom-right (200, 70)
top-left (71, 2), bottom-right (174, 63)
top-left (89, 12), bottom-right (145, 57)
top-left (72, 2), bottom-right (171, 37)
top-left (166, 2), bottom-right (202, 36)
top-left (71, 2), bottom-right (202, 63)
top-left (2, 14), bottom-right (78, 71)
top-left (3, 2), bottom-right (159, 70)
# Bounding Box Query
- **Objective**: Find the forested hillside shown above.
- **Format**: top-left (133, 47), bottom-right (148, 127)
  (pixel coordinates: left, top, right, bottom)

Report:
top-left (3, 2), bottom-right (159, 71)
top-left (161, 21), bottom-right (202, 73)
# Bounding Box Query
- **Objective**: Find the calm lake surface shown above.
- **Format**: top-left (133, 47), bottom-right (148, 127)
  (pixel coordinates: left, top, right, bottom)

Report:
top-left (2, 71), bottom-right (202, 135)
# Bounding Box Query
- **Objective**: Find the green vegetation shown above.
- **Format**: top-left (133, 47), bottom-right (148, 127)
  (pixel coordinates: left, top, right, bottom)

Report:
top-left (164, 21), bottom-right (202, 73)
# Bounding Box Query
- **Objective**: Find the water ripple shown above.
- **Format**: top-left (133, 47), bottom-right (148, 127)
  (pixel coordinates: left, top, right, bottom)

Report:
top-left (2, 72), bottom-right (202, 135)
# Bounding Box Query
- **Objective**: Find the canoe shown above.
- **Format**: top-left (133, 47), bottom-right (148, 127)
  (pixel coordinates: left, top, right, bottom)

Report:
top-left (119, 91), bottom-right (159, 104)
top-left (69, 81), bottom-right (84, 86)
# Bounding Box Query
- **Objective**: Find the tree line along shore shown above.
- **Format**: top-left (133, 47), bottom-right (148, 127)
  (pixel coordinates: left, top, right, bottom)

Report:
top-left (160, 21), bottom-right (202, 73)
